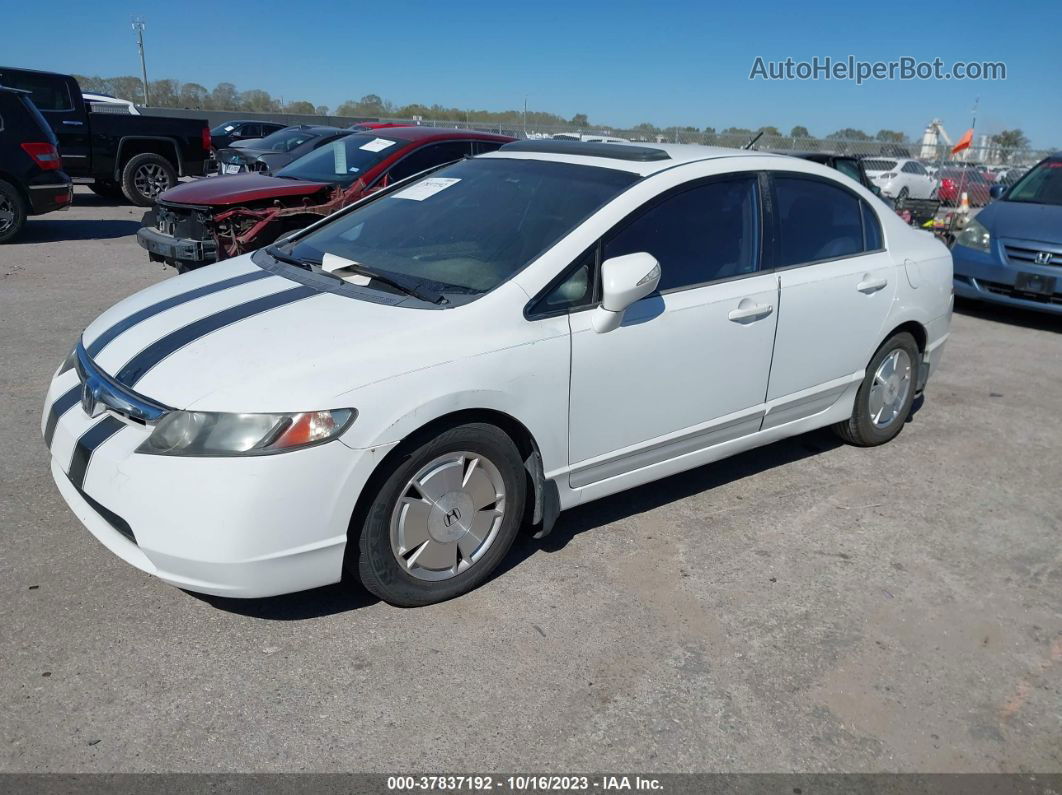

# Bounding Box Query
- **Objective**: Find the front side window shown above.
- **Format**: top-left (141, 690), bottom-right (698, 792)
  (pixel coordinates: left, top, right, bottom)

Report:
top-left (774, 175), bottom-right (863, 266)
top-left (603, 177), bottom-right (759, 291)
top-left (289, 157), bottom-right (638, 296)
top-left (385, 141), bottom-right (472, 184)
top-left (833, 159), bottom-right (862, 184)
top-left (1, 72), bottom-right (72, 111)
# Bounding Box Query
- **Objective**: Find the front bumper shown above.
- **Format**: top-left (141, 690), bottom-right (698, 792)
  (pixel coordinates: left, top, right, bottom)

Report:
top-left (137, 225), bottom-right (219, 270)
top-left (952, 240), bottom-right (1062, 315)
top-left (42, 367), bottom-right (393, 598)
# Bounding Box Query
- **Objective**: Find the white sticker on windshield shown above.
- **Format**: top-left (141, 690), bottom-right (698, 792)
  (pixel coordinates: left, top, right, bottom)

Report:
top-left (393, 177), bottom-right (462, 201)
top-left (359, 137), bottom-right (397, 152)
top-left (223, 125), bottom-right (235, 132)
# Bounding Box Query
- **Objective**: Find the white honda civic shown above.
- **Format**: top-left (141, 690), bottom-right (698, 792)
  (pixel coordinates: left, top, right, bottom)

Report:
top-left (43, 140), bottom-right (953, 606)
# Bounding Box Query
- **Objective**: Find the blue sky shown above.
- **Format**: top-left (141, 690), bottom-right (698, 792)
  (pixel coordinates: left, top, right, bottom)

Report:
top-left (4, 0), bottom-right (1061, 146)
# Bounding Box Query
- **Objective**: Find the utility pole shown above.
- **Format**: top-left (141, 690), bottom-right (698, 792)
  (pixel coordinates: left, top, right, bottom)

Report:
top-left (523, 96), bottom-right (527, 137)
top-left (132, 18), bottom-right (149, 106)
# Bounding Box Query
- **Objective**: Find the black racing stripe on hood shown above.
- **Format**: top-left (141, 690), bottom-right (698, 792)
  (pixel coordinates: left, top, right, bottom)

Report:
top-left (114, 285), bottom-right (318, 387)
top-left (68, 416), bottom-right (125, 491)
top-left (86, 270), bottom-right (273, 358)
top-left (43, 384), bottom-right (82, 449)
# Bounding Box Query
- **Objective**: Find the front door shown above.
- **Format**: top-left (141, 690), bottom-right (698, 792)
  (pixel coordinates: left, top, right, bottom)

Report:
top-left (566, 175), bottom-right (779, 487)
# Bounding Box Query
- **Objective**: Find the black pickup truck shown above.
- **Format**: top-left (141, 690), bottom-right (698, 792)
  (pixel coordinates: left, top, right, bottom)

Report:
top-left (0, 67), bottom-right (210, 205)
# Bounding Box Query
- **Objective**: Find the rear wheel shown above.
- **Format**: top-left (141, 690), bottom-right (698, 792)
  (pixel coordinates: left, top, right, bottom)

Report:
top-left (833, 332), bottom-right (919, 447)
top-left (121, 153), bottom-right (178, 206)
top-left (352, 423), bottom-right (527, 606)
top-left (0, 180), bottom-right (27, 244)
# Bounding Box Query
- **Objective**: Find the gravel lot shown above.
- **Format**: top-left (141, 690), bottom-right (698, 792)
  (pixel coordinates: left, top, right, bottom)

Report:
top-left (1, 188), bottom-right (1059, 774)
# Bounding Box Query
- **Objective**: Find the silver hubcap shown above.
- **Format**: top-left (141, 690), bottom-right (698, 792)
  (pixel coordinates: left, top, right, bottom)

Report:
top-left (133, 163), bottom-right (170, 198)
top-left (869, 349), bottom-right (912, 429)
top-left (0, 195), bottom-right (14, 233)
top-left (390, 451), bottom-right (506, 581)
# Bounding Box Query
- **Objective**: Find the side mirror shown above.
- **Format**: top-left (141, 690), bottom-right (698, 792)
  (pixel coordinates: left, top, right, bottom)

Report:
top-left (591, 252), bottom-right (661, 333)
top-left (989, 184), bottom-right (1005, 200)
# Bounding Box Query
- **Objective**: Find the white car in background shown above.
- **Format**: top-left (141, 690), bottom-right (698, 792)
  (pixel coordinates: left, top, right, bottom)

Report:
top-left (42, 140), bottom-right (953, 606)
top-left (862, 157), bottom-right (938, 200)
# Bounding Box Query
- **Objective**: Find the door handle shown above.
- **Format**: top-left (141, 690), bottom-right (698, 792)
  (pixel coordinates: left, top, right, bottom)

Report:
top-left (62, 120), bottom-right (84, 126)
top-left (728, 303), bottom-right (774, 322)
top-left (857, 276), bottom-right (888, 294)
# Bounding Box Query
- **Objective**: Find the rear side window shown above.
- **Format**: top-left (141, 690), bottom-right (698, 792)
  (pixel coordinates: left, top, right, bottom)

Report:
top-left (774, 176), bottom-right (863, 266)
top-left (833, 159), bottom-right (862, 184)
top-left (861, 201), bottom-right (883, 250)
top-left (472, 140), bottom-right (505, 155)
top-left (1, 72), bottom-right (72, 111)
top-left (603, 176), bottom-right (760, 291)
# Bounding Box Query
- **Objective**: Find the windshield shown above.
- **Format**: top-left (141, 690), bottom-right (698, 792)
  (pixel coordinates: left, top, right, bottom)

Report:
top-left (289, 157), bottom-right (638, 295)
top-left (211, 122), bottom-right (238, 135)
top-left (275, 134), bottom-right (406, 186)
top-left (256, 127), bottom-right (321, 152)
top-left (1005, 159), bottom-right (1062, 205)
top-left (862, 160), bottom-right (897, 172)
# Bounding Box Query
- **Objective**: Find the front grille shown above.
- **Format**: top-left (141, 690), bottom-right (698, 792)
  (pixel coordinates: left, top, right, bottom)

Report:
top-left (154, 203), bottom-right (212, 242)
top-left (980, 279), bottom-right (1062, 305)
top-left (1003, 244), bottom-right (1062, 267)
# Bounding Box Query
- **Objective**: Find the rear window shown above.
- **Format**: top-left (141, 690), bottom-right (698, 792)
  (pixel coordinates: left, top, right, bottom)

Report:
top-left (257, 127), bottom-right (321, 152)
top-left (862, 160), bottom-right (897, 172)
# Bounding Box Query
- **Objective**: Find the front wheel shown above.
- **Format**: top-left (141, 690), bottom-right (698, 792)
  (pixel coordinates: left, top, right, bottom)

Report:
top-left (352, 423), bottom-right (527, 606)
top-left (833, 332), bottom-right (919, 447)
top-left (121, 153), bottom-right (178, 206)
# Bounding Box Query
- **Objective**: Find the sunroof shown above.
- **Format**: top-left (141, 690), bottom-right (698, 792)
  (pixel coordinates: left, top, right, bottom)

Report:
top-left (500, 139), bottom-right (671, 162)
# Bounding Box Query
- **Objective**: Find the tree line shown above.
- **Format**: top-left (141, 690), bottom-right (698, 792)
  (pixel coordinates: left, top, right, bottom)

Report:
top-left (72, 74), bottom-right (1031, 154)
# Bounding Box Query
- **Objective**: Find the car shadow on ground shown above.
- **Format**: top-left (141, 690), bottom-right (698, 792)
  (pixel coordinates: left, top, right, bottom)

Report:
top-left (14, 218), bottom-right (141, 243)
top-left (500, 427), bottom-right (847, 573)
top-left (955, 297), bottom-right (1061, 333)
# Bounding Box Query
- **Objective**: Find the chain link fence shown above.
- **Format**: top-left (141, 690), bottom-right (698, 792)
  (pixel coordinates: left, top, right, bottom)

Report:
top-left (135, 106), bottom-right (1052, 171)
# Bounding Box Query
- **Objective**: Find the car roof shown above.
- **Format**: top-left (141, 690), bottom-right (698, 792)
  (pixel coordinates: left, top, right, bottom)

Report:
top-left (351, 126), bottom-right (514, 144)
top-left (483, 139), bottom-right (791, 176)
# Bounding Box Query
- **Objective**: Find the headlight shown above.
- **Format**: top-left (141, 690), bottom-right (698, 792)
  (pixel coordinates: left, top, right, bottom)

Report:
top-left (955, 218), bottom-right (991, 252)
top-left (136, 408), bottom-right (356, 457)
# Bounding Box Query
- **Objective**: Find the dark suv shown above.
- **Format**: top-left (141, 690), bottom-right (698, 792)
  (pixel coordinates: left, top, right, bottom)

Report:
top-left (0, 86), bottom-right (72, 242)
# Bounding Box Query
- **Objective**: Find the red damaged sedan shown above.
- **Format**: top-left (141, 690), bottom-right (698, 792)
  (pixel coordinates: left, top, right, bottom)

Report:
top-left (137, 127), bottom-right (513, 271)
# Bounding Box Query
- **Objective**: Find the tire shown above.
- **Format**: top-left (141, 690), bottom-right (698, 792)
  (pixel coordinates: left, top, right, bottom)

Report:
top-left (352, 422), bottom-right (527, 607)
top-left (0, 179), bottom-right (27, 244)
top-left (121, 153), bottom-right (178, 206)
top-left (89, 180), bottom-right (124, 200)
top-left (832, 332), bottom-right (920, 447)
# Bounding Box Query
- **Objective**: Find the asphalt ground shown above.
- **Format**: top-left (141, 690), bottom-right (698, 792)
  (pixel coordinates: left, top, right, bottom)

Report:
top-left (1, 188), bottom-right (1059, 773)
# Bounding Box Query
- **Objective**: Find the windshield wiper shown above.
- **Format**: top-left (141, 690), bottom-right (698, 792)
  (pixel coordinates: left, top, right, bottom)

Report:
top-left (264, 244), bottom-right (319, 270)
top-left (329, 262), bottom-right (447, 305)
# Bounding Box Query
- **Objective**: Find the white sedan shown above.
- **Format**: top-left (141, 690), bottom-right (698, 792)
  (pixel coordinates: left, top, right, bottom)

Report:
top-left (43, 141), bottom-right (953, 606)
top-left (862, 157), bottom-right (938, 200)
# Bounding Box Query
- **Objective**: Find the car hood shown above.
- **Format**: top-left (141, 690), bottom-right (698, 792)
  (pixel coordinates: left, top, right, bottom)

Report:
top-left (79, 256), bottom-right (492, 413)
top-left (159, 173), bottom-right (331, 206)
top-left (976, 200), bottom-right (1062, 245)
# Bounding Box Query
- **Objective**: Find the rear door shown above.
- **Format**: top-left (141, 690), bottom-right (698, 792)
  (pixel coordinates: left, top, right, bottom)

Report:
top-left (0, 69), bottom-right (90, 177)
top-left (764, 173), bottom-right (897, 426)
